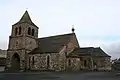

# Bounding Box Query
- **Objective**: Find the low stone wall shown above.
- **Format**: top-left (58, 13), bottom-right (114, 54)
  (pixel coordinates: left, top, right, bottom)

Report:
top-left (0, 66), bottom-right (5, 72)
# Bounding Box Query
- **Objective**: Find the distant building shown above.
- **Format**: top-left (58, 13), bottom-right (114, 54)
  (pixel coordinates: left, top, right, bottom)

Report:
top-left (112, 58), bottom-right (120, 71)
top-left (0, 49), bottom-right (6, 71)
top-left (5, 11), bottom-right (111, 72)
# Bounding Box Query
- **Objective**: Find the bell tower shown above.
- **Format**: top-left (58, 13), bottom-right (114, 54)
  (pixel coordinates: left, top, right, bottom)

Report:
top-left (6, 11), bottom-right (39, 71)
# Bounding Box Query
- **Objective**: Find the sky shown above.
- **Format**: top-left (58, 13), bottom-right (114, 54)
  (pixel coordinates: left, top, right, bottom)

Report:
top-left (0, 0), bottom-right (120, 59)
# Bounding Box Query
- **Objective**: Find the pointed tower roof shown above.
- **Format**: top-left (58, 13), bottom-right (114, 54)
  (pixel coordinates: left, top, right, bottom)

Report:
top-left (19, 10), bottom-right (32, 23)
top-left (13, 10), bottom-right (38, 28)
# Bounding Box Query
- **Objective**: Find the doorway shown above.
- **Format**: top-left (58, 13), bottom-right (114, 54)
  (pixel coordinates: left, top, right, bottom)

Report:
top-left (11, 53), bottom-right (20, 71)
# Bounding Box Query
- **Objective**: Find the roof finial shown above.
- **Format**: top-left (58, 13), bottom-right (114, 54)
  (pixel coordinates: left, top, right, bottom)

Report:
top-left (72, 25), bottom-right (75, 33)
top-left (26, 8), bottom-right (28, 10)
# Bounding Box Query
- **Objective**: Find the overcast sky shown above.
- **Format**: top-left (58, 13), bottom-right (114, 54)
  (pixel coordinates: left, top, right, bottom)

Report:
top-left (0, 0), bottom-right (120, 59)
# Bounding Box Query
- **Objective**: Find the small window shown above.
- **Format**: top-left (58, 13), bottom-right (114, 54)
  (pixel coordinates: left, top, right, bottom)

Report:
top-left (28, 27), bottom-right (31, 35)
top-left (15, 27), bottom-right (18, 35)
top-left (32, 56), bottom-right (34, 65)
top-left (68, 59), bottom-right (71, 66)
top-left (18, 27), bottom-right (21, 35)
top-left (84, 60), bottom-right (87, 67)
top-left (29, 57), bottom-right (31, 69)
top-left (47, 56), bottom-right (50, 68)
top-left (80, 57), bottom-right (83, 61)
top-left (32, 29), bottom-right (35, 36)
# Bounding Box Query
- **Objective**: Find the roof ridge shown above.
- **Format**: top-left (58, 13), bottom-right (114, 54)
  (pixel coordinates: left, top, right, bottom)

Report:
top-left (38, 33), bottom-right (75, 39)
top-left (80, 47), bottom-right (94, 48)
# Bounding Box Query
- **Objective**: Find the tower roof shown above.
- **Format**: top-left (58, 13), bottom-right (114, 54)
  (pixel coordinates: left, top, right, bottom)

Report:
top-left (19, 10), bottom-right (32, 23)
top-left (13, 10), bottom-right (38, 28)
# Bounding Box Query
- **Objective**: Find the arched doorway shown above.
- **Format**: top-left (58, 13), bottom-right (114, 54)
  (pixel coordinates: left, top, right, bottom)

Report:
top-left (11, 53), bottom-right (20, 71)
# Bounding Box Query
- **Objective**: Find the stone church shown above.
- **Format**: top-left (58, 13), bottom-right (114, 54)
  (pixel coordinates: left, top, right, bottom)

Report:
top-left (5, 11), bottom-right (111, 72)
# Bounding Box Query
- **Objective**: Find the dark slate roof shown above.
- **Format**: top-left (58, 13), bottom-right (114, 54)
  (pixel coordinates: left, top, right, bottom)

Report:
top-left (91, 47), bottom-right (111, 57)
top-left (13, 10), bottom-right (38, 28)
top-left (68, 47), bottom-right (93, 56)
top-left (69, 47), bottom-right (111, 57)
top-left (114, 58), bottom-right (120, 64)
top-left (19, 10), bottom-right (32, 23)
top-left (115, 60), bottom-right (120, 64)
top-left (30, 33), bottom-right (75, 54)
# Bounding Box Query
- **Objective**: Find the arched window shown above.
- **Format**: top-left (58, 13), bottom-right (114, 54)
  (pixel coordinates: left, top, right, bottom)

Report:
top-left (47, 56), bottom-right (50, 68)
top-left (32, 56), bottom-right (34, 65)
top-left (84, 60), bottom-right (87, 67)
top-left (18, 27), bottom-right (21, 35)
top-left (28, 27), bottom-right (31, 35)
top-left (32, 29), bottom-right (35, 36)
top-left (68, 59), bottom-right (71, 66)
top-left (29, 57), bottom-right (31, 69)
top-left (15, 27), bottom-right (18, 35)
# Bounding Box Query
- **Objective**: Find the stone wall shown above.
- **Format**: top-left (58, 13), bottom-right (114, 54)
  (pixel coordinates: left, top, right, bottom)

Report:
top-left (0, 66), bottom-right (5, 72)
top-left (67, 58), bottom-right (80, 71)
top-left (58, 46), bottom-right (66, 71)
top-left (79, 56), bottom-right (92, 70)
top-left (8, 36), bottom-right (37, 51)
top-left (11, 23), bottom-right (38, 38)
top-left (6, 50), bottom-right (29, 70)
top-left (92, 57), bottom-right (111, 70)
top-left (29, 52), bottom-right (66, 71)
top-left (66, 34), bottom-right (79, 54)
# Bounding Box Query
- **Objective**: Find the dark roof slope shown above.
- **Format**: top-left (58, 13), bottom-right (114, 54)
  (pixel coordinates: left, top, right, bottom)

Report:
top-left (68, 47), bottom-right (93, 56)
top-left (114, 59), bottom-right (120, 64)
top-left (91, 47), bottom-right (111, 57)
top-left (69, 47), bottom-right (111, 57)
top-left (19, 10), bottom-right (32, 23)
top-left (30, 33), bottom-right (75, 54)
